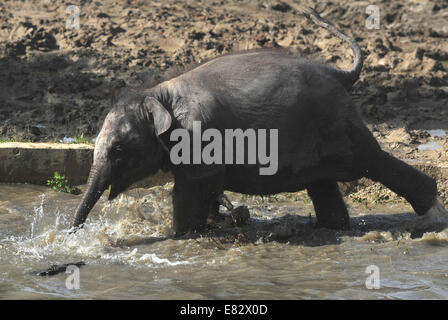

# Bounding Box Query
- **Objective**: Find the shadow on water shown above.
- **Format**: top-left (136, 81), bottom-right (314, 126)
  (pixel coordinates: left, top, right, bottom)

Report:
top-left (211, 210), bottom-right (427, 246)
top-left (115, 210), bottom-right (423, 248)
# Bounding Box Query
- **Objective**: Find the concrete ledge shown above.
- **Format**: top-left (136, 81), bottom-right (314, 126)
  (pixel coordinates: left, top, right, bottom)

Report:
top-left (0, 143), bottom-right (446, 190)
top-left (0, 142), bottom-right (174, 187)
top-left (0, 142), bottom-right (93, 185)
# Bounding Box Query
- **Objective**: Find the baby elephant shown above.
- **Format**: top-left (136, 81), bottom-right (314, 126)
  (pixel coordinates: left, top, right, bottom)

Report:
top-left (72, 7), bottom-right (448, 235)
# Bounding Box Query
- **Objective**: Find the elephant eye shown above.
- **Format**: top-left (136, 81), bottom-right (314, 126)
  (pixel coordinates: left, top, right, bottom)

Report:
top-left (111, 144), bottom-right (125, 159)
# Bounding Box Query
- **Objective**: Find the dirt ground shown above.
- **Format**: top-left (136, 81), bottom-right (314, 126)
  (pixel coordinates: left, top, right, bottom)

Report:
top-left (0, 0), bottom-right (447, 196)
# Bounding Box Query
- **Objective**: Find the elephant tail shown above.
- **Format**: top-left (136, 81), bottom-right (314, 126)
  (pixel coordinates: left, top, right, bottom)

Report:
top-left (298, 6), bottom-right (363, 91)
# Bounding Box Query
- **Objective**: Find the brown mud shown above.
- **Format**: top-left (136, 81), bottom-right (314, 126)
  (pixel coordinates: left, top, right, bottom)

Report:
top-left (0, 0), bottom-right (447, 197)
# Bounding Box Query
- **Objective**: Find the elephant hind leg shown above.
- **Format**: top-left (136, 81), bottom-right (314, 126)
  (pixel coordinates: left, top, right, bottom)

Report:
top-left (307, 180), bottom-right (350, 230)
top-left (363, 150), bottom-right (437, 216)
top-left (348, 122), bottom-right (438, 216)
top-left (362, 150), bottom-right (448, 232)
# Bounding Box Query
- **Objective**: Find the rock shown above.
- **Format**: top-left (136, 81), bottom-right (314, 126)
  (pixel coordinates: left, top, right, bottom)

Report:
top-left (430, 61), bottom-right (445, 72)
top-left (271, 2), bottom-right (291, 12)
top-left (8, 22), bottom-right (58, 52)
top-left (432, 4), bottom-right (442, 12)
top-left (429, 77), bottom-right (447, 87)
top-left (110, 25), bottom-right (126, 36)
top-left (5, 41), bottom-right (26, 56)
top-left (386, 90), bottom-right (406, 103)
top-left (397, 52), bottom-right (420, 72)
top-left (189, 31), bottom-right (206, 41)
top-left (372, 65), bottom-right (390, 72)
top-left (29, 27), bottom-right (59, 51)
top-left (429, 27), bottom-right (448, 38)
top-left (277, 34), bottom-right (294, 47)
top-left (254, 35), bottom-right (269, 46)
top-left (97, 12), bottom-right (110, 18)
top-left (385, 13), bottom-right (396, 24)
top-left (414, 47), bottom-right (425, 60)
top-left (425, 50), bottom-right (448, 61)
top-left (75, 36), bottom-right (93, 48)
top-left (385, 128), bottom-right (412, 144)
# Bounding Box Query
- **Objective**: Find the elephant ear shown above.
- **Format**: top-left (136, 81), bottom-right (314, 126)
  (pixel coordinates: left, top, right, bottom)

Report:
top-left (142, 96), bottom-right (172, 136)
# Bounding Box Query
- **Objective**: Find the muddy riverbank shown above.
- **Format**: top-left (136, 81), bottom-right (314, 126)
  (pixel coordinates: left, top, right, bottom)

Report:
top-left (0, 1), bottom-right (446, 140)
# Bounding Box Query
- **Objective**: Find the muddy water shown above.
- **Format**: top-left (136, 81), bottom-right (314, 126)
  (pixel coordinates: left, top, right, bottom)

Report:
top-left (1, 183), bottom-right (448, 299)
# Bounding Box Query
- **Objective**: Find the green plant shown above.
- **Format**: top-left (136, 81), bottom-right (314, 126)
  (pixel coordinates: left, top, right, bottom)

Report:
top-left (372, 191), bottom-right (390, 204)
top-left (47, 172), bottom-right (81, 195)
top-left (72, 133), bottom-right (93, 144)
top-left (0, 137), bottom-right (16, 143)
top-left (350, 194), bottom-right (365, 203)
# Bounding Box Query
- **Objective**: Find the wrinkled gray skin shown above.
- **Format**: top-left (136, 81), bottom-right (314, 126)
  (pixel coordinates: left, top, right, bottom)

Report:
top-left (73, 8), bottom-right (447, 235)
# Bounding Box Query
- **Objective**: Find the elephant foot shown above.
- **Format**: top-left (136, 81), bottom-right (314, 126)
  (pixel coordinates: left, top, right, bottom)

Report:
top-left (208, 194), bottom-right (250, 227)
top-left (230, 206), bottom-right (250, 227)
top-left (216, 194), bottom-right (250, 226)
top-left (406, 198), bottom-right (448, 236)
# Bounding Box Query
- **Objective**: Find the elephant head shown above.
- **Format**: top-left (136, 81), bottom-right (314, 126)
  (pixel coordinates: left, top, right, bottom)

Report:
top-left (72, 90), bottom-right (172, 229)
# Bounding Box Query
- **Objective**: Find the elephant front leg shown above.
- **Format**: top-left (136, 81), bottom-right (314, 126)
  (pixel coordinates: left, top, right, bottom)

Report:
top-left (307, 180), bottom-right (350, 230)
top-left (172, 174), bottom-right (223, 235)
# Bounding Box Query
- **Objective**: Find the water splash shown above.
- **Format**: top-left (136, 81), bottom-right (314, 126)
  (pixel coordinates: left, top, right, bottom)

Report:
top-left (1, 185), bottom-right (188, 268)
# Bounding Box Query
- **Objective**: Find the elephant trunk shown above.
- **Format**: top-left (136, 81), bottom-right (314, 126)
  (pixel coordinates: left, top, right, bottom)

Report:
top-left (72, 164), bottom-right (109, 229)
